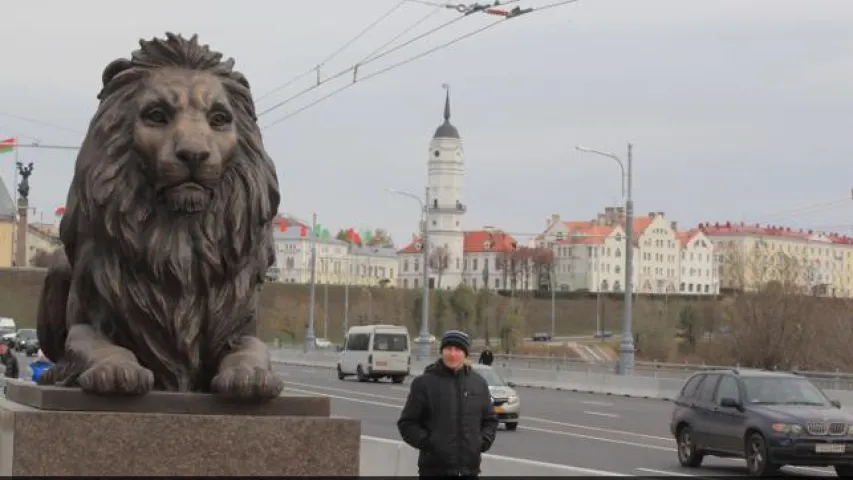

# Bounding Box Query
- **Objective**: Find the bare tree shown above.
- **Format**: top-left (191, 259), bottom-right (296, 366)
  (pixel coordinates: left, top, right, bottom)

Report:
top-left (530, 248), bottom-right (555, 292)
top-left (428, 246), bottom-right (451, 289)
top-left (712, 242), bottom-right (822, 369)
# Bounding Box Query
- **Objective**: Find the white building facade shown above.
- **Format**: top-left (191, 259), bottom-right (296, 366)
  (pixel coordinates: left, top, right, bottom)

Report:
top-left (541, 208), bottom-right (719, 295)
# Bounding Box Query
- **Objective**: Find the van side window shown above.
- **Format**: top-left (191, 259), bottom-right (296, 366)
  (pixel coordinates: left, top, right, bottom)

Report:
top-left (680, 374), bottom-right (704, 398)
top-left (348, 333), bottom-right (370, 351)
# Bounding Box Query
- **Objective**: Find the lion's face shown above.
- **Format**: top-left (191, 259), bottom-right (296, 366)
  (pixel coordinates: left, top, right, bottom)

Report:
top-left (133, 68), bottom-right (239, 213)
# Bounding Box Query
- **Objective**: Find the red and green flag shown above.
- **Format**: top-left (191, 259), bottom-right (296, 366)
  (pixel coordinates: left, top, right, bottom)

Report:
top-left (0, 138), bottom-right (16, 155)
top-left (55, 206), bottom-right (65, 218)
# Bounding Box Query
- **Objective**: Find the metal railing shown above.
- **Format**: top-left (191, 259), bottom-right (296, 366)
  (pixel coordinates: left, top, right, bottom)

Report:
top-left (268, 345), bottom-right (853, 392)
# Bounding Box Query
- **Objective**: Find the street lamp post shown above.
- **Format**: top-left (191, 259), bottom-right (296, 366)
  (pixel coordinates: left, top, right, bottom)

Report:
top-left (387, 187), bottom-right (431, 360)
top-left (575, 143), bottom-right (635, 375)
top-left (305, 212), bottom-right (318, 352)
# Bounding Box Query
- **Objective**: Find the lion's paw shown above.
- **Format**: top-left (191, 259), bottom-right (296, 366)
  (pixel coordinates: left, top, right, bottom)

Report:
top-left (78, 360), bottom-right (154, 395)
top-left (211, 366), bottom-right (284, 400)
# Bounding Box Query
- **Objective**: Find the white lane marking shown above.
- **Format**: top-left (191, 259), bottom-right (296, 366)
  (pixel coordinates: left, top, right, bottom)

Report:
top-left (284, 380), bottom-right (674, 443)
top-left (584, 410), bottom-right (620, 418)
top-left (521, 425), bottom-right (673, 451)
top-left (390, 386), bottom-right (410, 392)
top-left (361, 434), bottom-right (630, 476)
top-left (524, 415), bottom-right (674, 442)
top-left (284, 384), bottom-right (676, 454)
top-left (581, 400), bottom-right (614, 407)
top-left (636, 467), bottom-right (694, 476)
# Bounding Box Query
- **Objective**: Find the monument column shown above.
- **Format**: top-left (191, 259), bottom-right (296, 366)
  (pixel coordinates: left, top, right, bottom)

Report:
top-left (15, 161), bottom-right (33, 267)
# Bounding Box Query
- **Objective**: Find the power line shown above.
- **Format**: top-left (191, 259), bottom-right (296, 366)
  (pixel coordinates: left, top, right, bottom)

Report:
top-left (261, 0), bottom-right (579, 129)
top-left (255, 0), bottom-right (408, 103)
top-left (0, 112), bottom-right (84, 135)
top-left (257, 10), bottom-right (474, 118)
top-left (742, 198), bottom-right (850, 223)
top-left (359, 3), bottom-right (446, 65)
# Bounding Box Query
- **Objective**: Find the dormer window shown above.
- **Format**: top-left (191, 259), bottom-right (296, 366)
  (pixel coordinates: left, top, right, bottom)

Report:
top-left (415, 242), bottom-right (423, 250)
top-left (484, 240), bottom-right (493, 250)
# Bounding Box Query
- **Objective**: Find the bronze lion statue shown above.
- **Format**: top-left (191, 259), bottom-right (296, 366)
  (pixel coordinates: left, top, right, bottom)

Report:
top-left (35, 33), bottom-right (284, 400)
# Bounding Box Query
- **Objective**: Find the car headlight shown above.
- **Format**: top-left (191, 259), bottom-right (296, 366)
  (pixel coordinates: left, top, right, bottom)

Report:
top-left (772, 423), bottom-right (804, 435)
top-left (846, 425), bottom-right (853, 435)
top-left (507, 394), bottom-right (519, 405)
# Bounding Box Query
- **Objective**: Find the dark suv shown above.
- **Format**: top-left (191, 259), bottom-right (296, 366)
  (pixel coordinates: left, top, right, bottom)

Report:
top-left (670, 368), bottom-right (853, 477)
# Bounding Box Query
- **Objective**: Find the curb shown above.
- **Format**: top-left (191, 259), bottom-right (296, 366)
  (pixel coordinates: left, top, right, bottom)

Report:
top-left (272, 359), bottom-right (675, 402)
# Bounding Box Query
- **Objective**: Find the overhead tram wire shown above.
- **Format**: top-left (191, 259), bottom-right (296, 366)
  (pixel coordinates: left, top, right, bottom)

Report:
top-left (255, 0), bottom-right (408, 103)
top-left (261, 0), bottom-right (579, 129)
top-left (257, 7), bottom-right (481, 118)
top-left (741, 198), bottom-right (852, 224)
top-left (359, 3), bottom-right (446, 65)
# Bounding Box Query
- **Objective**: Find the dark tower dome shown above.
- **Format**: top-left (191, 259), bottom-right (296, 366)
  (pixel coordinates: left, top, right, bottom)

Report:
top-left (433, 85), bottom-right (460, 139)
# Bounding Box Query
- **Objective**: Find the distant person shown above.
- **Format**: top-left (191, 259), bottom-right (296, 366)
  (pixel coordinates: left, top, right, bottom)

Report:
top-left (478, 347), bottom-right (494, 366)
top-left (0, 340), bottom-right (19, 379)
top-left (397, 330), bottom-right (498, 478)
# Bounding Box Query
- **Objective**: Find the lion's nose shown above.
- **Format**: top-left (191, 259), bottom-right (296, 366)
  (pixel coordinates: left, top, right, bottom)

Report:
top-left (176, 147), bottom-right (211, 169)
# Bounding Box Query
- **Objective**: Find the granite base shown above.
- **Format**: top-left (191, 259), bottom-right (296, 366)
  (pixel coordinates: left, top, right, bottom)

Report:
top-left (0, 381), bottom-right (360, 476)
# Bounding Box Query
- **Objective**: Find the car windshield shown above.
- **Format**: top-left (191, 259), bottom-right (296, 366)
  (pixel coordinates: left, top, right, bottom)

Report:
top-left (474, 367), bottom-right (507, 386)
top-left (18, 329), bottom-right (36, 339)
top-left (742, 377), bottom-right (829, 406)
top-left (372, 333), bottom-right (408, 352)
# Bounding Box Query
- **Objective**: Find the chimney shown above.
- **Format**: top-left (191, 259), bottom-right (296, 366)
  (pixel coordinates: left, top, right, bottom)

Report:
top-left (657, 211), bottom-right (665, 218)
top-left (551, 214), bottom-right (560, 224)
top-left (670, 221), bottom-right (678, 231)
top-left (648, 212), bottom-right (656, 218)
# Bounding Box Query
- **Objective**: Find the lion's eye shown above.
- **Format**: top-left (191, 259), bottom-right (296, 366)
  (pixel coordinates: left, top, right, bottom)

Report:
top-left (144, 108), bottom-right (169, 125)
top-left (209, 111), bottom-right (232, 128)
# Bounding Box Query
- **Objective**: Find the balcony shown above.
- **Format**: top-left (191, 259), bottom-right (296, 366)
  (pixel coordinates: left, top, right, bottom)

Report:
top-left (428, 201), bottom-right (467, 214)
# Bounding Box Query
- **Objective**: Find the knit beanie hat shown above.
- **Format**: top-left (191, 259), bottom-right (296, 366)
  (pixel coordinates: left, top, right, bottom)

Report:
top-left (440, 330), bottom-right (470, 356)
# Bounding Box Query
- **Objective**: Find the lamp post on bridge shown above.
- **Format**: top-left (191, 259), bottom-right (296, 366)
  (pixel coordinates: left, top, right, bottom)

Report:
top-left (575, 143), bottom-right (635, 375)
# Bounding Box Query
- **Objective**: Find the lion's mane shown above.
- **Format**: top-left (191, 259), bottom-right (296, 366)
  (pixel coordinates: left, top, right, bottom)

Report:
top-left (53, 33), bottom-right (280, 391)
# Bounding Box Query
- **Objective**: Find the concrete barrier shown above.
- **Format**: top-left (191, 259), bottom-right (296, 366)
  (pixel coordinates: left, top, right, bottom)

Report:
top-left (359, 435), bottom-right (629, 476)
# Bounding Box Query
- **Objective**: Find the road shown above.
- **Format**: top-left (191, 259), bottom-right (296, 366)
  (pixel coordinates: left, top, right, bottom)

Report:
top-left (272, 363), bottom-right (838, 477)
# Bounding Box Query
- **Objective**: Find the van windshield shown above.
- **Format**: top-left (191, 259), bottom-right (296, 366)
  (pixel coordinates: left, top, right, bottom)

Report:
top-left (373, 333), bottom-right (408, 352)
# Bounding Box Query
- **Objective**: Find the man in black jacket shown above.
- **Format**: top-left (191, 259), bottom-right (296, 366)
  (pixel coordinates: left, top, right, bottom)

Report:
top-left (397, 330), bottom-right (498, 478)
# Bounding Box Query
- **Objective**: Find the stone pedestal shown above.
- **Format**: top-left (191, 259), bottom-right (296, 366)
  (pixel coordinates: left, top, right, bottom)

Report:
top-left (0, 380), bottom-right (360, 476)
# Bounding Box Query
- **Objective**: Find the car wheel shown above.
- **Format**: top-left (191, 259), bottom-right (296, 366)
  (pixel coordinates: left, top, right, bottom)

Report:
top-left (337, 364), bottom-right (345, 380)
top-left (676, 425), bottom-right (704, 467)
top-left (391, 375), bottom-right (405, 384)
top-left (835, 464), bottom-right (853, 477)
top-left (356, 365), bottom-right (368, 382)
top-left (505, 422), bottom-right (518, 431)
top-left (745, 432), bottom-right (778, 476)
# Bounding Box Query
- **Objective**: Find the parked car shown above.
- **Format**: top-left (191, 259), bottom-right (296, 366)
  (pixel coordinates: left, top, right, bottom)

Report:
top-left (671, 368), bottom-right (853, 477)
top-left (472, 364), bottom-right (520, 431)
top-left (531, 332), bottom-right (552, 342)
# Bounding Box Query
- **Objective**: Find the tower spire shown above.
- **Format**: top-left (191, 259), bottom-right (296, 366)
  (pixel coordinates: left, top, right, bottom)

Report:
top-left (443, 83), bottom-right (451, 121)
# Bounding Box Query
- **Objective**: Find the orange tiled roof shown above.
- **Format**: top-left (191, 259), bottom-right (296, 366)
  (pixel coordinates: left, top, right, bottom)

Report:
top-left (675, 229), bottom-right (700, 248)
top-left (558, 223), bottom-right (614, 246)
top-left (397, 230), bottom-right (520, 255)
top-left (697, 222), bottom-right (853, 245)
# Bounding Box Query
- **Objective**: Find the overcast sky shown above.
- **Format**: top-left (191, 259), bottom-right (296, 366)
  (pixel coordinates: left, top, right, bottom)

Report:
top-left (2, 0), bottom-right (852, 246)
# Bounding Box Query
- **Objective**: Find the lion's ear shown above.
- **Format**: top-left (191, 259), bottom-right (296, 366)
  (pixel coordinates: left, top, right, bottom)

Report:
top-left (102, 58), bottom-right (134, 88)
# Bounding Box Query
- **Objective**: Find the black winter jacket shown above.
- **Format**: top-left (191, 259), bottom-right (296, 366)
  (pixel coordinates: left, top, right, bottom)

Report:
top-left (397, 359), bottom-right (499, 476)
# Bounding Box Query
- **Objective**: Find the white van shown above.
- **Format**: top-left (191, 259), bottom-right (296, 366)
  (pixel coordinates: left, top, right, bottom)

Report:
top-left (0, 318), bottom-right (16, 336)
top-left (337, 325), bottom-right (411, 383)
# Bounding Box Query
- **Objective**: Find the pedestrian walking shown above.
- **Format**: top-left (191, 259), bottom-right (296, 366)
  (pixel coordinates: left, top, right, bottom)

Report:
top-left (0, 340), bottom-right (19, 379)
top-left (478, 347), bottom-right (493, 366)
top-left (397, 330), bottom-right (498, 478)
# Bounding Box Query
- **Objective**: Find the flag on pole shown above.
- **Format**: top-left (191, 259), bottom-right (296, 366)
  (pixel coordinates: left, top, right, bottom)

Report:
top-left (277, 218), bottom-right (288, 232)
top-left (0, 138), bottom-right (16, 155)
top-left (55, 206), bottom-right (66, 218)
top-left (299, 225), bottom-right (308, 237)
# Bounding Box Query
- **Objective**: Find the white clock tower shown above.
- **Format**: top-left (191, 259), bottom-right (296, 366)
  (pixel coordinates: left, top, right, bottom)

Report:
top-left (425, 85), bottom-right (466, 290)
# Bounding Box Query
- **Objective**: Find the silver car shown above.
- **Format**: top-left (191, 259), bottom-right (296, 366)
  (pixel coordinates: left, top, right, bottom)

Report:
top-left (472, 363), bottom-right (520, 431)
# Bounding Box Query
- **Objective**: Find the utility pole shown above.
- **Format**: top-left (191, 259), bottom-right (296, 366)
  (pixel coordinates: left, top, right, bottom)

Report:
top-left (343, 256), bottom-right (350, 337)
top-left (621, 143), bottom-right (635, 375)
top-left (304, 212), bottom-right (318, 352)
top-left (419, 186), bottom-right (431, 360)
top-left (550, 264), bottom-right (556, 339)
top-left (323, 280), bottom-right (329, 340)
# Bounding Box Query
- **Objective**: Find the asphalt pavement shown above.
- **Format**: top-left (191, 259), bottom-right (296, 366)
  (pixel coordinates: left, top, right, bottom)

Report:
top-left (271, 363), bottom-right (838, 477)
